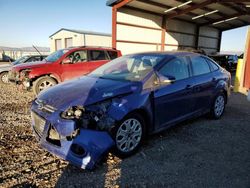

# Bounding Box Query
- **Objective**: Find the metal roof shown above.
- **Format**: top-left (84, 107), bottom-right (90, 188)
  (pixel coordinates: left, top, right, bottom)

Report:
top-left (49, 28), bottom-right (111, 38)
top-left (107, 0), bottom-right (250, 31)
top-left (0, 46), bottom-right (50, 52)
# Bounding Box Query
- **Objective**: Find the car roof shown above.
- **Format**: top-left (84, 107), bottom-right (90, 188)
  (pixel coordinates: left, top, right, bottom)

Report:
top-left (64, 46), bottom-right (118, 51)
top-left (127, 51), bottom-right (201, 57)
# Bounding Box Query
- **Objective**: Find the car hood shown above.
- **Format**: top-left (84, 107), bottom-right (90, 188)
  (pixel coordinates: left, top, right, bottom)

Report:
top-left (37, 76), bottom-right (142, 110)
top-left (12, 60), bottom-right (52, 71)
top-left (0, 64), bottom-right (12, 70)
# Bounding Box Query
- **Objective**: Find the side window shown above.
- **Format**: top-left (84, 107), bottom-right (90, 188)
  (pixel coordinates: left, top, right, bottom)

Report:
top-left (107, 51), bottom-right (118, 60)
top-left (67, 50), bottom-right (87, 63)
top-left (27, 57), bottom-right (40, 62)
top-left (159, 57), bottom-right (190, 81)
top-left (205, 58), bottom-right (219, 71)
top-left (89, 50), bottom-right (108, 61)
top-left (191, 56), bottom-right (211, 76)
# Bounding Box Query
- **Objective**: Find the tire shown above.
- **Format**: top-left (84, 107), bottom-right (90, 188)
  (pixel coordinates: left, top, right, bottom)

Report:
top-left (0, 72), bottom-right (9, 84)
top-left (210, 93), bottom-right (226, 119)
top-left (32, 76), bottom-right (57, 95)
top-left (112, 113), bottom-right (145, 158)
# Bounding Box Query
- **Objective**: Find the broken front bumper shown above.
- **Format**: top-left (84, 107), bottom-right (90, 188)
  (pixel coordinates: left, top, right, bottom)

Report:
top-left (31, 107), bottom-right (115, 169)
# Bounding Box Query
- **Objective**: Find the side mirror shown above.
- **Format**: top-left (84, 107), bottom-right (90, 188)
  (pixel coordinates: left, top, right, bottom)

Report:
top-left (155, 72), bottom-right (176, 85)
top-left (62, 58), bottom-right (72, 64)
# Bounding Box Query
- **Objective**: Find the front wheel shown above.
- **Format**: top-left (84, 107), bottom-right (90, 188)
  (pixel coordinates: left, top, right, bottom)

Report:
top-left (113, 114), bottom-right (145, 157)
top-left (210, 93), bottom-right (226, 119)
top-left (33, 76), bottom-right (57, 95)
top-left (0, 72), bottom-right (9, 84)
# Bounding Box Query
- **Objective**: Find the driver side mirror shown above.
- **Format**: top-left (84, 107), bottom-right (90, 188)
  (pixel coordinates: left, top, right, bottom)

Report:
top-left (62, 58), bottom-right (72, 64)
top-left (154, 72), bottom-right (176, 85)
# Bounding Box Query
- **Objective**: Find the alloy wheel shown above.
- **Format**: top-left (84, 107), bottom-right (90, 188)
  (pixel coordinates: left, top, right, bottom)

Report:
top-left (38, 81), bottom-right (55, 91)
top-left (116, 118), bottom-right (142, 153)
top-left (1, 73), bottom-right (9, 84)
top-left (214, 95), bottom-right (225, 117)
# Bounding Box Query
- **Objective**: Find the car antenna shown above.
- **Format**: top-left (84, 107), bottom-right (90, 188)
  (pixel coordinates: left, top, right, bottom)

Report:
top-left (33, 45), bottom-right (47, 62)
top-left (33, 45), bottom-right (42, 56)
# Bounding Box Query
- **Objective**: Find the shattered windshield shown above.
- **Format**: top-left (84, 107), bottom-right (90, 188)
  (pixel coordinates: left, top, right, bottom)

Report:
top-left (89, 54), bottom-right (165, 81)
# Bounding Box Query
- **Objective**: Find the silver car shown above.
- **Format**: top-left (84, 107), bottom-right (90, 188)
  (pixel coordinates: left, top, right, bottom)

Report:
top-left (0, 55), bottom-right (47, 84)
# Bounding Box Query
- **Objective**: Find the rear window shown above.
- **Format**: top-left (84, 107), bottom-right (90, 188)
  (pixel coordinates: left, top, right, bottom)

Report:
top-left (107, 51), bottom-right (118, 60)
top-left (89, 50), bottom-right (108, 61)
top-left (205, 57), bottom-right (219, 71)
top-left (191, 56), bottom-right (211, 76)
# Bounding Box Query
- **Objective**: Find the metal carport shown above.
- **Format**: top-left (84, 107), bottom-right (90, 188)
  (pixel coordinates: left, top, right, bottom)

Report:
top-left (107, 0), bottom-right (250, 92)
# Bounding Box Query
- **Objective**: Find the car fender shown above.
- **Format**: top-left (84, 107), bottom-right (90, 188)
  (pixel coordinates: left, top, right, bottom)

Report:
top-left (29, 71), bottom-right (62, 83)
top-left (107, 92), bottom-right (154, 130)
top-left (214, 79), bottom-right (229, 101)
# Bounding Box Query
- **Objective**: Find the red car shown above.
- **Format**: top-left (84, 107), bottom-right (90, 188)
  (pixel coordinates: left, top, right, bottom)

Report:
top-left (9, 46), bottom-right (122, 95)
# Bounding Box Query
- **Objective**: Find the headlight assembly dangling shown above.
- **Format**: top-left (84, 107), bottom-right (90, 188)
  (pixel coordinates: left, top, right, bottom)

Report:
top-left (61, 106), bottom-right (85, 119)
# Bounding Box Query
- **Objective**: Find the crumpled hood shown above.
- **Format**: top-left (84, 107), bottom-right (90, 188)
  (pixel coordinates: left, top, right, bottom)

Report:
top-left (37, 76), bottom-right (142, 110)
top-left (12, 60), bottom-right (51, 71)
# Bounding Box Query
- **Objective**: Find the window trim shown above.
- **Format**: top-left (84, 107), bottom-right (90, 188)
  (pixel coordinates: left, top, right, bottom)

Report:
top-left (107, 50), bottom-right (118, 60)
top-left (189, 55), bottom-right (211, 77)
top-left (203, 56), bottom-right (219, 72)
top-left (88, 50), bottom-right (109, 62)
top-left (65, 50), bottom-right (88, 64)
top-left (157, 56), bottom-right (191, 82)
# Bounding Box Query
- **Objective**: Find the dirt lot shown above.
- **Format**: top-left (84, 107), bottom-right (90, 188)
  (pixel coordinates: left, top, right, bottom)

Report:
top-left (0, 84), bottom-right (250, 188)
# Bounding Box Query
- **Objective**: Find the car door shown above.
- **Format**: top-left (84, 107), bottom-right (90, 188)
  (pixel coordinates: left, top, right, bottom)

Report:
top-left (189, 55), bottom-right (215, 112)
top-left (154, 56), bottom-right (196, 129)
top-left (61, 50), bottom-right (89, 81)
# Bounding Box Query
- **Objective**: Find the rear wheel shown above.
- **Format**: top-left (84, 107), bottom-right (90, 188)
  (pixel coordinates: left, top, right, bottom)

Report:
top-left (210, 93), bottom-right (226, 119)
top-left (0, 72), bottom-right (9, 84)
top-left (113, 113), bottom-right (145, 157)
top-left (33, 76), bottom-right (57, 95)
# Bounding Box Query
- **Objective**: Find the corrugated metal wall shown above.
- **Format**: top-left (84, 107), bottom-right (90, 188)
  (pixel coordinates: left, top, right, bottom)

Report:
top-left (116, 7), bottom-right (221, 55)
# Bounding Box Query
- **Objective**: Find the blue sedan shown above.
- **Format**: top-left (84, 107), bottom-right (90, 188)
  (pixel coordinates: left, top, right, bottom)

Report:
top-left (31, 52), bottom-right (231, 169)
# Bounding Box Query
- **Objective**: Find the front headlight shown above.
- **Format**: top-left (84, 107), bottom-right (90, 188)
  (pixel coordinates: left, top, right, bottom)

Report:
top-left (61, 106), bottom-right (85, 119)
top-left (61, 100), bottom-right (112, 119)
top-left (20, 69), bottom-right (31, 78)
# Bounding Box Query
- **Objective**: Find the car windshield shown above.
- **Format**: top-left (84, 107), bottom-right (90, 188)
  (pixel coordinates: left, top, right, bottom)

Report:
top-left (12, 56), bottom-right (30, 65)
top-left (89, 54), bottom-right (165, 81)
top-left (45, 49), bottom-right (69, 62)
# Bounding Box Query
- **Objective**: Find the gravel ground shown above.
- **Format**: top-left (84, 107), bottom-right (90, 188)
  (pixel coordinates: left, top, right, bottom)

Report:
top-left (0, 83), bottom-right (250, 188)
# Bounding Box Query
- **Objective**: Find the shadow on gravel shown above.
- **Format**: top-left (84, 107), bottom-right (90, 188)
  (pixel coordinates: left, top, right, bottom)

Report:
top-left (54, 92), bottom-right (250, 187)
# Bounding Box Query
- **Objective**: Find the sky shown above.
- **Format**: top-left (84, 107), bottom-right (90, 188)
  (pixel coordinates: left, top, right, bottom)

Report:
top-left (0, 0), bottom-right (248, 52)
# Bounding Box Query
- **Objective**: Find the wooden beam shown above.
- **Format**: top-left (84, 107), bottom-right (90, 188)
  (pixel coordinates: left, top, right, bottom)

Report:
top-left (166, 0), bottom-right (217, 19)
top-left (136, 0), bottom-right (213, 22)
top-left (166, 0), bottom-right (250, 19)
top-left (113, 0), bottom-right (134, 9)
top-left (200, 12), bottom-right (248, 26)
top-left (221, 22), bottom-right (250, 31)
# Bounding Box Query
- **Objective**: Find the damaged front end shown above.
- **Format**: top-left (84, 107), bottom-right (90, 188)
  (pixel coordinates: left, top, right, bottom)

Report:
top-left (31, 99), bottom-right (118, 169)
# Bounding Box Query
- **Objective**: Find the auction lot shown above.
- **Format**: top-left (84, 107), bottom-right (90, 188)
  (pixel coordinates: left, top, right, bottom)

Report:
top-left (0, 82), bottom-right (250, 187)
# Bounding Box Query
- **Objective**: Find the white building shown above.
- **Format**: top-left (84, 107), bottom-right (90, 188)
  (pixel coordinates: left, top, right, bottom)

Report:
top-left (49, 28), bottom-right (112, 52)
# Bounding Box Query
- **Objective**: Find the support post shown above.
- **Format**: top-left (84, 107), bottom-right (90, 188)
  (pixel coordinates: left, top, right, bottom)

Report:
top-left (112, 7), bottom-right (117, 49)
top-left (217, 30), bottom-right (222, 52)
top-left (243, 28), bottom-right (250, 90)
top-left (161, 16), bottom-right (166, 51)
top-left (195, 26), bottom-right (200, 50)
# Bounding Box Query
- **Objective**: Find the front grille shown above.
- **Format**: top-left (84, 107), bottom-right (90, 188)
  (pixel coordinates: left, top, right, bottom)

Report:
top-left (35, 99), bottom-right (57, 113)
top-left (31, 111), bottom-right (46, 137)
